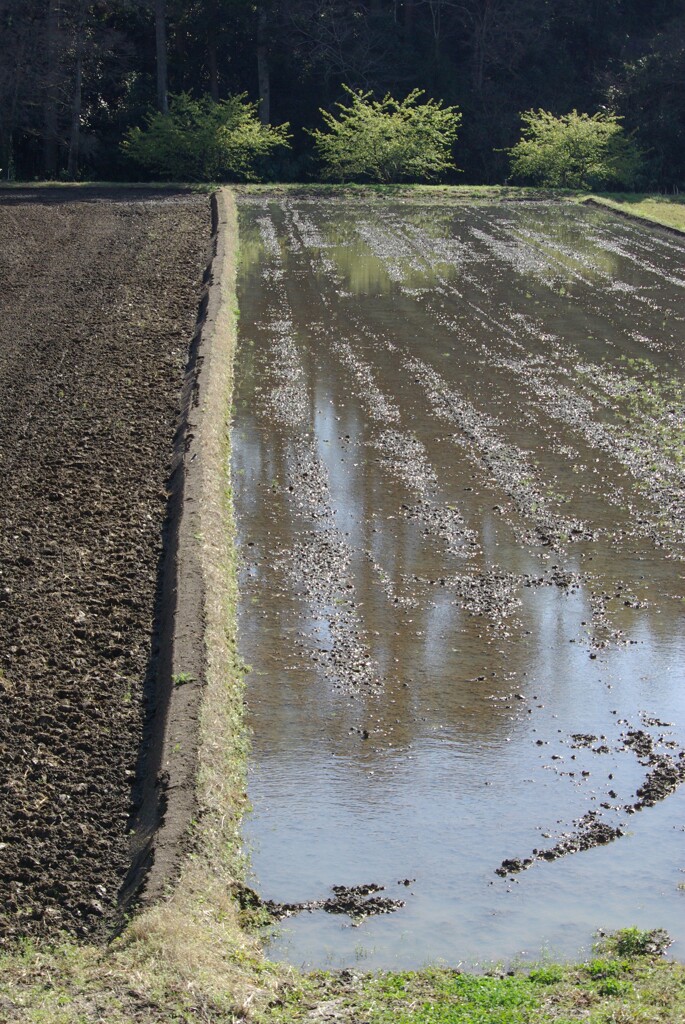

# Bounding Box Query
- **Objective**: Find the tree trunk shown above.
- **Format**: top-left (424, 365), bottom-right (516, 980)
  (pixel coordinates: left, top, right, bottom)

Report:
top-left (66, 1), bottom-right (85, 179)
top-left (155, 0), bottom-right (168, 113)
top-left (207, 0), bottom-right (219, 100)
top-left (404, 0), bottom-right (415, 36)
top-left (471, 0), bottom-right (491, 96)
top-left (0, 115), bottom-right (11, 180)
top-left (2, 31), bottom-right (26, 180)
top-left (429, 0), bottom-right (441, 72)
top-left (208, 41), bottom-right (219, 100)
top-left (257, 5), bottom-right (270, 125)
top-left (43, 0), bottom-right (60, 178)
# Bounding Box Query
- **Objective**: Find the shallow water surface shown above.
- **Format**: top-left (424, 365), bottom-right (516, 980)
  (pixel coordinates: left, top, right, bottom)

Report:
top-left (232, 195), bottom-right (685, 969)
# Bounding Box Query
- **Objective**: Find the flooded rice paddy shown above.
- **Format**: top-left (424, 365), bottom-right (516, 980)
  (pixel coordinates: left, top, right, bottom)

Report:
top-left (232, 194), bottom-right (685, 969)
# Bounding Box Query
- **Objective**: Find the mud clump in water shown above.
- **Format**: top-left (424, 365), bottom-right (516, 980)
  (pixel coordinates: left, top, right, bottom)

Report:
top-left (403, 355), bottom-right (591, 550)
top-left (498, 723), bottom-right (685, 877)
top-left (278, 529), bottom-right (380, 693)
top-left (240, 883), bottom-right (406, 925)
top-left (632, 754), bottom-right (685, 809)
top-left (622, 729), bottom-right (655, 760)
top-left (622, 728), bottom-right (685, 811)
top-left (570, 733), bottom-right (599, 748)
top-left (538, 814), bottom-right (624, 861)
top-left (496, 812), bottom-right (624, 876)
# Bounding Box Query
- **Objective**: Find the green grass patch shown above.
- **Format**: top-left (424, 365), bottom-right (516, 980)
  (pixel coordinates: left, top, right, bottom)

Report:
top-left (3, 933), bottom-right (685, 1023)
top-left (259, 935), bottom-right (685, 1024)
top-left (583, 192), bottom-right (685, 233)
top-left (365, 971), bottom-right (541, 1023)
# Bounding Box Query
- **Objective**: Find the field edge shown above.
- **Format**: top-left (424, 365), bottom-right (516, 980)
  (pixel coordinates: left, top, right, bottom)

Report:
top-left (0, 187), bottom-right (281, 1022)
top-left (582, 193), bottom-right (685, 234)
top-left (112, 185), bottom-right (282, 1016)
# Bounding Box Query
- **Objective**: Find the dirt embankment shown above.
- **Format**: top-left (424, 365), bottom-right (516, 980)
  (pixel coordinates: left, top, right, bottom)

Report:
top-left (0, 188), bottom-right (210, 944)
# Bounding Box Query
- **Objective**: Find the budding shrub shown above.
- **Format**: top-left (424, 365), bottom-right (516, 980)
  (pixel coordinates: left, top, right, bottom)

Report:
top-left (508, 109), bottom-right (643, 190)
top-left (309, 85), bottom-right (461, 184)
top-left (122, 93), bottom-right (290, 182)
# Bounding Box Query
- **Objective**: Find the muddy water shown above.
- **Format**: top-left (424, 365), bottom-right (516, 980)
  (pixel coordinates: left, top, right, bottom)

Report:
top-left (232, 195), bottom-right (685, 969)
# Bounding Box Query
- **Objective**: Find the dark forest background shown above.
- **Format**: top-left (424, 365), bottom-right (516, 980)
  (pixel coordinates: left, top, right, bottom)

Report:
top-left (1, 0), bottom-right (684, 186)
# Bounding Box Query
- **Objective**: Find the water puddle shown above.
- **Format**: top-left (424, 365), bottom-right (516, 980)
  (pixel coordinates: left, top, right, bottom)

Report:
top-left (232, 194), bottom-right (685, 969)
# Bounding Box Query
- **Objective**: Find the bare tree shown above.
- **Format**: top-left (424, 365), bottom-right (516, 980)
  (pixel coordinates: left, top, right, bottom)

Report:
top-left (66, 0), bottom-right (85, 177)
top-left (0, 1), bottom-right (38, 176)
top-left (43, 0), bottom-right (60, 175)
top-left (207, 0), bottom-right (220, 100)
top-left (257, 1), bottom-right (270, 123)
top-left (154, 0), bottom-right (168, 112)
top-left (288, 0), bottom-right (400, 90)
top-left (416, 0), bottom-right (547, 93)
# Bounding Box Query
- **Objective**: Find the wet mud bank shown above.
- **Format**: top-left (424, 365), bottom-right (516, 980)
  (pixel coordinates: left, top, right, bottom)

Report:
top-left (234, 191), bottom-right (685, 969)
top-left (0, 187), bottom-right (212, 944)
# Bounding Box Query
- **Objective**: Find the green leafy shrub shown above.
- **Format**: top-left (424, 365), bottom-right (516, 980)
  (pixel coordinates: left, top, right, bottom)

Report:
top-left (602, 927), bottom-right (673, 958)
top-left (309, 85), bottom-right (461, 183)
top-left (122, 93), bottom-right (290, 182)
top-left (508, 109), bottom-right (643, 190)
top-left (587, 958), bottom-right (629, 978)
top-left (596, 977), bottom-right (634, 997)
top-left (364, 971), bottom-right (541, 1024)
top-left (528, 964), bottom-right (565, 985)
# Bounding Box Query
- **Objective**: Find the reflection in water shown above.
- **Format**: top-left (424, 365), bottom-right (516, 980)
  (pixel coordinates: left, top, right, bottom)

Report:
top-left (233, 195), bottom-right (685, 968)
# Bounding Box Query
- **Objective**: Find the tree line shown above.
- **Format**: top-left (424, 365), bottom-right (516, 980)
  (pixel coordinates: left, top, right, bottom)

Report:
top-left (1, 0), bottom-right (683, 187)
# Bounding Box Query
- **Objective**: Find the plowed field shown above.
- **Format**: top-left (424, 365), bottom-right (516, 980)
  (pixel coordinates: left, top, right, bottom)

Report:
top-left (0, 188), bottom-right (209, 943)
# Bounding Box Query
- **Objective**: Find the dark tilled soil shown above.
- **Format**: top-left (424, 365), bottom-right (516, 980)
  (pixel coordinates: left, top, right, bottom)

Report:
top-left (0, 188), bottom-right (210, 944)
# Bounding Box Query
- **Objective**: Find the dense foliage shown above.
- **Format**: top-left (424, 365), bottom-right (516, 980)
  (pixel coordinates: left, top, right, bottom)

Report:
top-left (508, 109), bottom-right (643, 189)
top-left (309, 86), bottom-right (460, 182)
top-left (123, 92), bottom-right (290, 180)
top-left (0, 0), bottom-right (683, 187)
